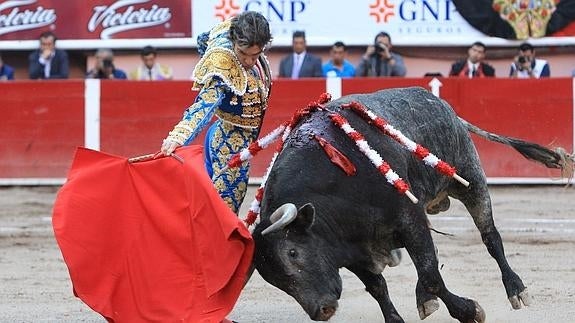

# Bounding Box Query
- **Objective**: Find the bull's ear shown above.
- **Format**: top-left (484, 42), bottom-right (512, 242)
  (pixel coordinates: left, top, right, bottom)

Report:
top-left (292, 203), bottom-right (315, 231)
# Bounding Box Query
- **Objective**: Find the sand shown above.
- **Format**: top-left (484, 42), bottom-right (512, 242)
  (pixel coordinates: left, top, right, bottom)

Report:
top-left (1, 185), bottom-right (573, 322)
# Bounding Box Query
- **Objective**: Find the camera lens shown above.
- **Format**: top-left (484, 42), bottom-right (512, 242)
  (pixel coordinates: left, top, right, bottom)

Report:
top-left (375, 43), bottom-right (386, 54)
top-left (102, 59), bottom-right (113, 68)
top-left (518, 56), bottom-right (526, 64)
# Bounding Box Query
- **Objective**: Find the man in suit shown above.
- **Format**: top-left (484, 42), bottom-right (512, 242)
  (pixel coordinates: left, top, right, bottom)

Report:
top-left (278, 30), bottom-right (322, 78)
top-left (449, 41), bottom-right (495, 78)
top-left (28, 31), bottom-right (69, 79)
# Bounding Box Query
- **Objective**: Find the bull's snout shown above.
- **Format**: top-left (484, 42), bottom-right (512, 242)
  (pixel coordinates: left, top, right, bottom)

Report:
top-left (312, 300), bottom-right (338, 321)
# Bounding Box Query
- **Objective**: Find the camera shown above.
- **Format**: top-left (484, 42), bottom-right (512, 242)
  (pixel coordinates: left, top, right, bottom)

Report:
top-left (102, 58), bottom-right (114, 69)
top-left (374, 42), bottom-right (387, 54)
top-left (517, 55), bottom-right (528, 64)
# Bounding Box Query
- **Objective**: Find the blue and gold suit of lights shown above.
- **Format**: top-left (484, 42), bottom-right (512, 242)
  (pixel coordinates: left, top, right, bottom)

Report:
top-left (166, 19), bottom-right (271, 213)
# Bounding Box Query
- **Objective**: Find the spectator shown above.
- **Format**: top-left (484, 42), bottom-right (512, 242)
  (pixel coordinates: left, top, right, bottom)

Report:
top-left (322, 41), bottom-right (355, 78)
top-left (509, 42), bottom-right (550, 78)
top-left (86, 49), bottom-right (127, 79)
top-left (449, 41), bottom-right (495, 78)
top-left (278, 30), bottom-right (322, 78)
top-left (129, 45), bottom-right (173, 80)
top-left (0, 52), bottom-right (15, 81)
top-left (356, 31), bottom-right (406, 77)
top-left (28, 31), bottom-right (69, 79)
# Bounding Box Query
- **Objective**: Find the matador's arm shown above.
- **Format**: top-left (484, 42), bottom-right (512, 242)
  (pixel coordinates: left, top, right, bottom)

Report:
top-left (165, 78), bottom-right (226, 145)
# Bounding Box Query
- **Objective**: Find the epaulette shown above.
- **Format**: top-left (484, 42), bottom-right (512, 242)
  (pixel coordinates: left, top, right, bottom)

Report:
top-left (192, 46), bottom-right (247, 96)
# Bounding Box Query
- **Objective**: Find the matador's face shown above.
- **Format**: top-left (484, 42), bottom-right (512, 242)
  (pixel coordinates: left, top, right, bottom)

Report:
top-left (234, 44), bottom-right (262, 70)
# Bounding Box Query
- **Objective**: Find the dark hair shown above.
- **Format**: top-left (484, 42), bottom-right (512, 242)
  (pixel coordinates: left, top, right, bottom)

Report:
top-left (333, 41), bottom-right (346, 50)
top-left (519, 42), bottom-right (534, 51)
top-left (141, 45), bottom-right (157, 57)
top-left (229, 11), bottom-right (272, 49)
top-left (374, 31), bottom-right (391, 44)
top-left (292, 30), bottom-right (306, 40)
top-left (471, 41), bottom-right (487, 51)
top-left (39, 31), bottom-right (57, 42)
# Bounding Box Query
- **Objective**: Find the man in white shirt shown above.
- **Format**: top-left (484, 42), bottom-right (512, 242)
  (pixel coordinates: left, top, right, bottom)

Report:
top-left (129, 46), bottom-right (173, 80)
top-left (509, 42), bottom-right (550, 78)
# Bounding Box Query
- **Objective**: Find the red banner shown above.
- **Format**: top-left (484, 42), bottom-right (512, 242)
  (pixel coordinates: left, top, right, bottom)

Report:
top-left (0, 0), bottom-right (191, 40)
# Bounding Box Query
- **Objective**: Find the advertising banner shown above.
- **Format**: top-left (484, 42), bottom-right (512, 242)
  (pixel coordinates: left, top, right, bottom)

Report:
top-left (0, 0), bottom-right (191, 40)
top-left (192, 0), bottom-right (575, 47)
top-left (1, 0), bottom-right (575, 48)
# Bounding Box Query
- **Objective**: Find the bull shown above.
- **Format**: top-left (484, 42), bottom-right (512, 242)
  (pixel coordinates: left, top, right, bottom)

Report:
top-left (252, 87), bottom-right (572, 322)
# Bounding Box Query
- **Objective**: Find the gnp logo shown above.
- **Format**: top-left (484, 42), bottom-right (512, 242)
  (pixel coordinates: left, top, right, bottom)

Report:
top-left (369, 0), bottom-right (455, 24)
top-left (214, 0), bottom-right (241, 21)
top-left (214, 0), bottom-right (307, 22)
top-left (369, 0), bottom-right (395, 23)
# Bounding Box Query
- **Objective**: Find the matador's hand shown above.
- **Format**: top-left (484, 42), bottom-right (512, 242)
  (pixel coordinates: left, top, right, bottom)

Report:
top-left (161, 138), bottom-right (180, 156)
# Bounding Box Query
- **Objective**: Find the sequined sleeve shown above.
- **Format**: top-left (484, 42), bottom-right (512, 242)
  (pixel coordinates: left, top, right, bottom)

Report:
top-left (166, 78), bottom-right (226, 145)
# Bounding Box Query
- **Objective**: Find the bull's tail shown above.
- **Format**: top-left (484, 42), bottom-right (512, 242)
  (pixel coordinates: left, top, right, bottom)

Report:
top-left (459, 117), bottom-right (574, 177)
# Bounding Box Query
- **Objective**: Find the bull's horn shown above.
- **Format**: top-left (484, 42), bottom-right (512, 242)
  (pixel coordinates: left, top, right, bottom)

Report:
top-left (261, 203), bottom-right (298, 235)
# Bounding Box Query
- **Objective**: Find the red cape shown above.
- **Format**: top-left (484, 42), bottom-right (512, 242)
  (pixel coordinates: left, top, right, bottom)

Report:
top-left (52, 146), bottom-right (253, 322)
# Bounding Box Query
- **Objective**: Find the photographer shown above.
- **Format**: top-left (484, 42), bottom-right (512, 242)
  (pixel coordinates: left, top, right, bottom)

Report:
top-left (86, 49), bottom-right (127, 79)
top-left (509, 42), bottom-right (550, 78)
top-left (356, 31), bottom-right (406, 77)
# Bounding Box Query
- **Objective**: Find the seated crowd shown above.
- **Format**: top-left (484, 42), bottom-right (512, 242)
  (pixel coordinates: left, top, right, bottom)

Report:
top-left (0, 31), bottom-right (173, 81)
top-left (0, 30), bottom-right (561, 81)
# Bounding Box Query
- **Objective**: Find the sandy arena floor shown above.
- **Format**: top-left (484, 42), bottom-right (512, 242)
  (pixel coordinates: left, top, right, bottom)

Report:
top-left (0, 185), bottom-right (574, 322)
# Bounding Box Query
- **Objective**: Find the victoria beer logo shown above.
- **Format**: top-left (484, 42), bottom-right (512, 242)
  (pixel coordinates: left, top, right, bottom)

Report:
top-left (88, 0), bottom-right (172, 39)
top-left (0, 0), bottom-right (56, 36)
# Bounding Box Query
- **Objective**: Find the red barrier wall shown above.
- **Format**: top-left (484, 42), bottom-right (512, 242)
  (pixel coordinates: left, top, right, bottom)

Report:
top-left (2, 81), bottom-right (84, 178)
top-left (99, 81), bottom-right (197, 155)
top-left (1, 78), bottom-right (573, 184)
top-left (443, 78), bottom-right (572, 179)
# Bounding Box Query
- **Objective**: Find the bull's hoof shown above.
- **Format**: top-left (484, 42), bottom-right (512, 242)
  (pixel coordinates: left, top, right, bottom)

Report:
top-left (470, 300), bottom-right (485, 323)
top-left (417, 299), bottom-right (439, 320)
top-left (509, 289), bottom-right (532, 309)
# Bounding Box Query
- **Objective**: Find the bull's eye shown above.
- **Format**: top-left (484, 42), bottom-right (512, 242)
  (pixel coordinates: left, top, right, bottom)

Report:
top-left (289, 249), bottom-right (297, 258)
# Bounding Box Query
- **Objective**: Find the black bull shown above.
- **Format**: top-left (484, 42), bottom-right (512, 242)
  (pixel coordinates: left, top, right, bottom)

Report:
top-left (252, 87), bottom-right (572, 322)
